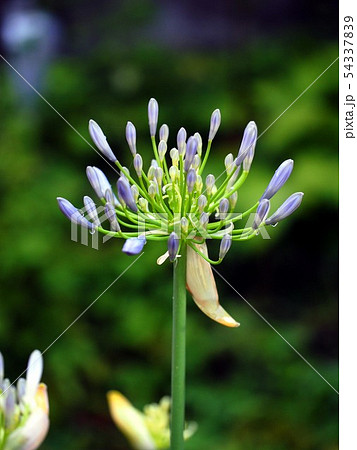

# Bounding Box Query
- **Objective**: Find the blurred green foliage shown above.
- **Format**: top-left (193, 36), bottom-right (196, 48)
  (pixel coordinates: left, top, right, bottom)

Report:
top-left (0, 6), bottom-right (337, 449)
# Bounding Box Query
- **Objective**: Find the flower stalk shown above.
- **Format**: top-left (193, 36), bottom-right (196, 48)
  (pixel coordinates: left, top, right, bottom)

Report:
top-left (171, 243), bottom-right (187, 450)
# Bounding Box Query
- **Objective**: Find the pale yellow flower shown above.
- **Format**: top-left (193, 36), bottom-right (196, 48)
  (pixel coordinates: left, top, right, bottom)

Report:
top-left (107, 391), bottom-right (196, 450)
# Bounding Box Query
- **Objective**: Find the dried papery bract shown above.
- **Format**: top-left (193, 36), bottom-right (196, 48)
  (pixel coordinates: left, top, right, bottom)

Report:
top-left (187, 243), bottom-right (239, 327)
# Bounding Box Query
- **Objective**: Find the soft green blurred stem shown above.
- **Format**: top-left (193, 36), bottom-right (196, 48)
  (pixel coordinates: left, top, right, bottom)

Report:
top-left (171, 243), bottom-right (187, 450)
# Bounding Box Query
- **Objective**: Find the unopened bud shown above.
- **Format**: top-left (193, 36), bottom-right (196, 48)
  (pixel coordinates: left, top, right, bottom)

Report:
top-left (198, 194), bottom-right (207, 212)
top-left (209, 109), bottom-right (221, 141)
top-left (177, 127), bottom-right (187, 156)
top-left (169, 165), bottom-right (179, 182)
top-left (252, 199), bottom-right (270, 230)
top-left (159, 124), bottom-right (169, 143)
top-left (229, 191), bottom-right (238, 209)
top-left (125, 121), bottom-right (136, 155)
top-left (158, 140), bottom-right (167, 161)
top-left (219, 198), bottom-right (229, 219)
top-left (265, 192), bottom-right (304, 226)
top-left (187, 168), bottom-right (197, 193)
top-left (205, 174), bottom-right (215, 195)
top-left (148, 98), bottom-right (159, 136)
top-left (168, 232), bottom-right (179, 262)
top-left (236, 121), bottom-right (257, 166)
top-left (133, 154), bottom-right (143, 178)
top-left (219, 234), bottom-right (232, 259)
top-left (261, 159), bottom-right (294, 200)
top-left (170, 148), bottom-right (179, 166)
top-left (181, 217), bottom-right (189, 234)
top-left (194, 132), bottom-right (202, 157)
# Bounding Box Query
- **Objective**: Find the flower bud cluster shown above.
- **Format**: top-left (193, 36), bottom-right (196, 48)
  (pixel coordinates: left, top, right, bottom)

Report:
top-left (57, 98), bottom-right (303, 264)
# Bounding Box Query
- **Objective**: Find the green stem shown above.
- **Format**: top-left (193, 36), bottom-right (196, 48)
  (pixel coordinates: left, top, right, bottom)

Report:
top-left (171, 244), bottom-right (187, 450)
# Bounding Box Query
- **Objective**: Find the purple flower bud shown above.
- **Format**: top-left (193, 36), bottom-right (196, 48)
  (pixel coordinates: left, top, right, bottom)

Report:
top-left (158, 140), bottom-right (167, 161)
top-left (83, 196), bottom-right (100, 227)
top-left (138, 197), bottom-right (149, 212)
top-left (184, 136), bottom-right (198, 172)
top-left (170, 148), bottom-right (179, 165)
top-left (192, 154), bottom-right (200, 170)
top-left (133, 154), bottom-right (143, 177)
top-left (266, 192), bottom-right (304, 226)
top-left (195, 174), bottom-right (203, 192)
top-left (219, 234), bottom-right (232, 260)
top-left (147, 165), bottom-right (156, 181)
top-left (177, 127), bottom-right (187, 156)
top-left (243, 145), bottom-right (255, 172)
top-left (187, 168), bottom-right (197, 193)
top-left (121, 166), bottom-right (130, 178)
top-left (225, 153), bottom-right (234, 174)
top-left (57, 197), bottom-right (94, 230)
top-left (131, 185), bottom-right (139, 202)
top-left (148, 98), bottom-right (159, 136)
top-left (168, 232), bottom-right (179, 261)
top-left (261, 159), bottom-right (294, 200)
top-left (105, 202), bottom-right (120, 232)
top-left (151, 159), bottom-right (159, 168)
top-left (252, 199), bottom-right (270, 230)
top-left (122, 236), bottom-right (146, 255)
top-left (198, 194), bottom-right (207, 212)
top-left (181, 217), bottom-right (189, 233)
top-left (194, 132), bottom-right (202, 156)
top-left (169, 165), bottom-right (179, 181)
top-left (199, 212), bottom-right (209, 228)
top-left (148, 182), bottom-right (157, 198)
top-left (89, 119), bottom-right (117, 162)
top-left (5, 386), bottom-right (15, 428)
top-left (155, 167), bottom-right (163, 186)
top-left (159, 124), bottom-right (169, 143)
top-left (219, 198), bottom-right (229, 218)
top-left (236, 121), bottom-right (257, 167)
top-left (105, 189), bottom-right (114, 205)
top-left (209, 109), bottom-right (221, 141)
top-left (125, 121), bottom-right (137, 156)
top-left (117, 176), bottom-right (138, 212)
top-left (229, 191), bottom-right (238, 209)
top-left (205, 174), bottom-right (215, 195)
top-left (86, 166), bottom-right (112, 199)
top-left (17, 378), bottom-right (26, 402)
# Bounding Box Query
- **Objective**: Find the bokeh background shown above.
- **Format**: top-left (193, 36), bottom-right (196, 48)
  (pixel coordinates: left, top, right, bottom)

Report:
top-left (0, 0), bottom-right (338, 449)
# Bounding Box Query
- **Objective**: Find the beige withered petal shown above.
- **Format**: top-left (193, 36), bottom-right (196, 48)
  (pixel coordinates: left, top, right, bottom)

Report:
top-left (107, 391), bottom-right (156, 450)
top-left (186, 243), bottom-right (240, 328)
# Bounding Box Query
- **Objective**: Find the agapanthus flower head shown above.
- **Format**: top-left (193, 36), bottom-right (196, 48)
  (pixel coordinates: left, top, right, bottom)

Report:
top-left (107, 391), bottom-right (196, 450)
top-left (57, 98), bottom-right (303, 327)
top-left (0, 350), bottom-right (49, 450)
